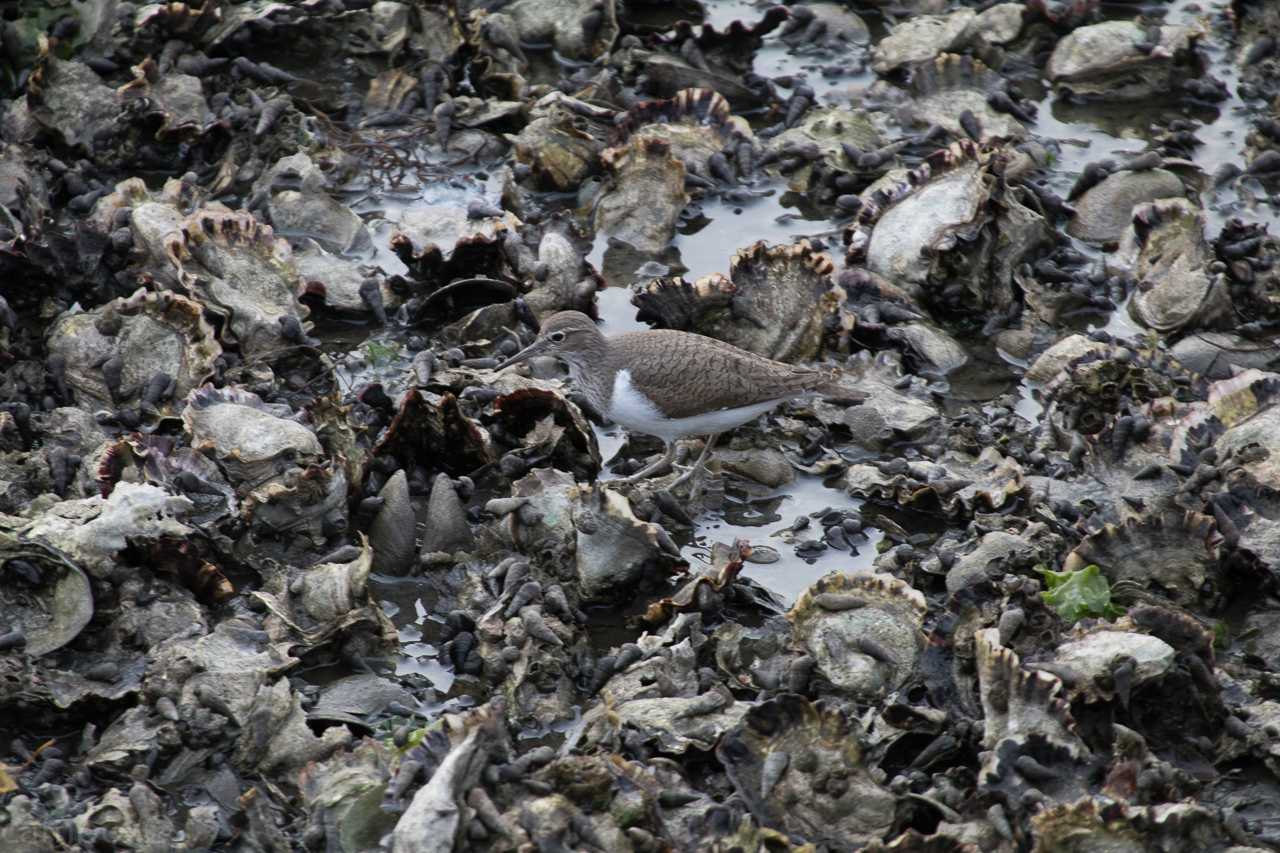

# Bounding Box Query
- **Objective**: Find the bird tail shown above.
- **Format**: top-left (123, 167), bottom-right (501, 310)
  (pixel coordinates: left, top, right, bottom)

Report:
top-left (810, 367), bottom-right (865, 404)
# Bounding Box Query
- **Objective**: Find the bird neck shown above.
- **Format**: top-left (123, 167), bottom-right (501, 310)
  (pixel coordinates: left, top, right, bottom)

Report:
top-left (563, 333), bottom-right (616, 417)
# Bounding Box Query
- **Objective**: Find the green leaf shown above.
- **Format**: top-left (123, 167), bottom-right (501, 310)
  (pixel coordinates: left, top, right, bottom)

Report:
top-left (363, 339), bottom-right (401, 366)
top-left (1212, 621), bottom-right (1229, 651)
top-left (1038, 564), bottom-right (1124, 624)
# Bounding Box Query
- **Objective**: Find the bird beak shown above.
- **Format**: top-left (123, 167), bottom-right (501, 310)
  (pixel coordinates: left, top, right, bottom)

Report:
top-left (495, 338), bottom-right (546, 371)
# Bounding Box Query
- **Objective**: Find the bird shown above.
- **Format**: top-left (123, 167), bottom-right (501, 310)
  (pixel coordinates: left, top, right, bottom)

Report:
top-left (495, 310), bottom-right (843, 489)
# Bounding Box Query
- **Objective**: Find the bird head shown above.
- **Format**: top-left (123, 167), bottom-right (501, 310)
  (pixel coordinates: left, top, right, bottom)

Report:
top-left (495, 311), bottom-right (604, 372)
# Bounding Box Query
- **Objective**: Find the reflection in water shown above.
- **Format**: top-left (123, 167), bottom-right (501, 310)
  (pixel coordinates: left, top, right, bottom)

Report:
top-left (692, 474), bottom-right (884, 605)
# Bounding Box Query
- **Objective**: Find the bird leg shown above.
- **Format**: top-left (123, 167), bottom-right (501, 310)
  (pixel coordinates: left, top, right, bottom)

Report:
top-left (613, 440), bottom-right (677, 484)
top-left (669, 433), bottom-right (719, 491)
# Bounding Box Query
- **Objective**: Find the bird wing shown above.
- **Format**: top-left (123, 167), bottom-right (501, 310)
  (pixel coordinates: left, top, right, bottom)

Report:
top-left (613, 330), bottom-right (827, 419)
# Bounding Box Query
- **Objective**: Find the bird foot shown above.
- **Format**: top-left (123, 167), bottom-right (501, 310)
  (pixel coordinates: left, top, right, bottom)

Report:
top-left (668, 460), bottom-right (710, 494)
top-left (611, 446), bottom-right (677, 485)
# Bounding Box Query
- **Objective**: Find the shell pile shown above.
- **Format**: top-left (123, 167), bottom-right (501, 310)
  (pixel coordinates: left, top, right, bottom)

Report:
top-left (2, 0), bottom-right (1280, 851)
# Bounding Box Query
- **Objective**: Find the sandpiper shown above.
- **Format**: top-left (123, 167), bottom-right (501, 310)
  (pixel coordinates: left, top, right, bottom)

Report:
top-left (495, 310), bottom-right (842, 488)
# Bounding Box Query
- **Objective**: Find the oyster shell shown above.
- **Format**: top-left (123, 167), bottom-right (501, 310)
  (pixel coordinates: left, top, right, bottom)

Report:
top-left (1025, 335), bottom-right (1111, 383)
top-left (763, 105), bottom-right (882, 192)
top-left (847, 142), bottom-right (1048, 315)
top-left (0, 532), bottom-right (93, 656)
top-left (1031, 799), bottom-right (1249, 853)
top-left (615, 88), bottom-right (753, 179)
top-left (844, 447), bottom-right (1027, 518)
top-left (633, 240), bottom-right (839, 362)
top-left (593, 137), bottom-right (688, 256)
top-left (1063, 510), bottom-right (1222, 606)
top-left (946, 527), bottom-right (1054, 593)
top-left (252, 539), bottom-right (397, 650)
top-left (612, 683), bottom-right (749, 754)
top-left (11, 55), bottom-right (119, 153)
top-left (258, 152), bottom-right (370, 254)
top-left (1039, 342), bottom-right (1203, 438)
top-left (788, 572), bottom-right (926, 699)
top-left (872, 9), bottom-right (977, 76)
top-left (299, 739), bottom-right (398, 852)
top-left (718, 694), bottom-right (896, 844)
top-left (975, 629), bottom-right (1092, 807)
top-left (495, 0), bottom-right (618, 61)
top-left (20, 482), bottom-right (194, 579)
top-left (509, 97), bottom-right (609, 192)
top-left (626, 12), bottom-right (786, 108)
top-left (523, 228), bottom-right (599, 319)
top-left (906, 54), bottom-right (1028, 142)
top-left (1047, 20), bottom-right (1205, 101)
top-left (294, 241), bottom-right (399, 319)
top-left (0, 142), bottom-right (50, 248)
top-left (1169, 331), bottom-right (1279, 379)
top-left (390, 204), bottom-right (522, 319)
top-left (812, 348), bottom-right (941, 441)
top-left (130, 192), bottom-right (312, 358)
top-left (1114, 199), bottom-right (1231, 335)
top-left (497, 468), bottom-right (679, 600)
top-left (89, 434), bottom-right (236, 525)
top-left (183, 385), bottom-right (323, 490)
top-left (117, 58), bottom-right (218, 142)
top-left (45, 288), bottom-right (221, 412)
top-left (1068, 167), bottom-right (1185, 243)
top-left (1047, 626), bottom-right (1175, 702)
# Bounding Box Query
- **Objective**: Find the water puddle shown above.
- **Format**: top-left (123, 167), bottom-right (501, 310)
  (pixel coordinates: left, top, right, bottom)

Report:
top-left (697, 474), bottom-right (884, 605)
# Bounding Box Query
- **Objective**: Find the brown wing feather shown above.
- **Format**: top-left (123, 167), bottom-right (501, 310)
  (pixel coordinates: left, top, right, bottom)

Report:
top-left (612, 330), bottom-right (827, 419)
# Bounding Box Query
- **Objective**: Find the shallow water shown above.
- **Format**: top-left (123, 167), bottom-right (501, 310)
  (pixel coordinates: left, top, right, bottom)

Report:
top-left (698, 473), bottom-right (884, 603)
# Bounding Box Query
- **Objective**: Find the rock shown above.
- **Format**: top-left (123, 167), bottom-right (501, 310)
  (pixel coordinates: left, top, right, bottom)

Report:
top-left (1054, 630), bottom-right (1175, 688)
top-left (717, 447), bottom-right (795, 488)
top-left (1025, 334), bottom-right (1111, 383)
top-left (1067, 169), bottom-right (1184, 243)
top-left (1170, 332), bottom-right (1279, 379)
top-left (872, 10), bottom-right (976, 75)
top-left (947, 531), bottom-right (1036, 593)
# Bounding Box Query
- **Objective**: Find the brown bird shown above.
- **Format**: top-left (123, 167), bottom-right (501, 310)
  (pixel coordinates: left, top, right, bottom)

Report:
top-left (496, 311), bottom-right (841, 487)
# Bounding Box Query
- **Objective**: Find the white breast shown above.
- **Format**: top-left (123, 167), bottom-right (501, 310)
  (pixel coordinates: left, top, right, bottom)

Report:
top-left (607, 369), bottom-right (786, 442)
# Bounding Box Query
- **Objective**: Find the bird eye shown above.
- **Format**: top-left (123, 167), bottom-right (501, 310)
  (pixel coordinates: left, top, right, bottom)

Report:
top-left (549, 331), bottom-right (566, 343)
